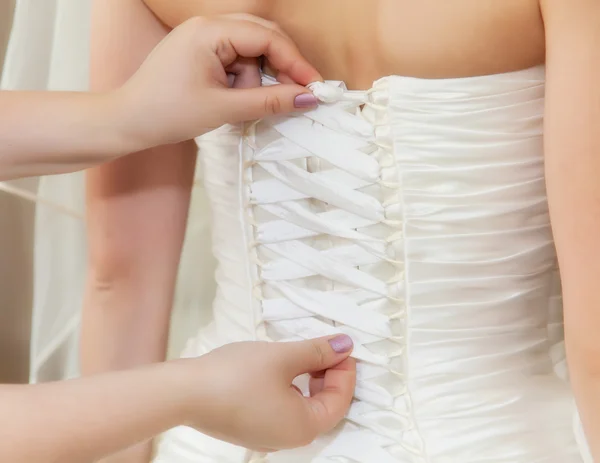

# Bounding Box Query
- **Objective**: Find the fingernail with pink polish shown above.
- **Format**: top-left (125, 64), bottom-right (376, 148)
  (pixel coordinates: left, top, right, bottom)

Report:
top-left (294, 93), bottom-right (319, 108)
top-left (329, 335), bottom-right (353, 353)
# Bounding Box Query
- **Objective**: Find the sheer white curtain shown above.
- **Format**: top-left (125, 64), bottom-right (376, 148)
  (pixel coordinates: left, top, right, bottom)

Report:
top-left (0, 0), bottom-right (215, 383)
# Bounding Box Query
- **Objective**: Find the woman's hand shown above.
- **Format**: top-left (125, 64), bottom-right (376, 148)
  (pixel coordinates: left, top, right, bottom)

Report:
top-left (0, 14), bottom-right (322, 180)
top-left (118, 15), bottom-right (322, 148)
top-left (0, 335), bottom-right (353, 462)
top-left (178, 335), bottom-right (356, 452)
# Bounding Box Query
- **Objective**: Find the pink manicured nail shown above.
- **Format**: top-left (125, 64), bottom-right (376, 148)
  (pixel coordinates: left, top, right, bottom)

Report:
top-left (329, 335), bottom-right (353, 353)
top-left (294, 93), bottom-right (319, 108)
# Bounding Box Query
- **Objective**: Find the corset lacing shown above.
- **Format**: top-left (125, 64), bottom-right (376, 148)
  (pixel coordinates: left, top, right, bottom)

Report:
top-left (244, 78), bottom-right (428, 462)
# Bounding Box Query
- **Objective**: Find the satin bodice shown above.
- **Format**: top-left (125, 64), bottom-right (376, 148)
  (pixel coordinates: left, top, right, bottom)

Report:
top-left (155, 67), bottom-right (585, 462)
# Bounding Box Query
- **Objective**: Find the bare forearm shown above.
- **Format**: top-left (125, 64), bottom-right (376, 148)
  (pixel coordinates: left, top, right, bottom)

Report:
top-left (0, 362), bottom-right (188, 462)
top-left (0, 90), bottom-right (141, 180)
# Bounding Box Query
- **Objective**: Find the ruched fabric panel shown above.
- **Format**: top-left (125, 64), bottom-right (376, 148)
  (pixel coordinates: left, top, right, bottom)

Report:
top-left (155, 68), bottom-right (584, 462)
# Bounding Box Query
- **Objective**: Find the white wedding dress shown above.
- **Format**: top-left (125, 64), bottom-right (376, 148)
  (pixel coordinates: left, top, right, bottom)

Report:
top-left (154, 67), bottom-right (586, 462)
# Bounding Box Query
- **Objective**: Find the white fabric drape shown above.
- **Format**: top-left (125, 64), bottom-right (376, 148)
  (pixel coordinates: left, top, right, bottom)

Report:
top-left (1, 0), bottom-right (215, 383)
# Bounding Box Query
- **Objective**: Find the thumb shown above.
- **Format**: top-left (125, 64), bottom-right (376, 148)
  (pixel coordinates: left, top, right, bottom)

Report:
top-left (279, 335), bottom-right (354, 378)
top-left (216, 84), bottom-right (319, 122)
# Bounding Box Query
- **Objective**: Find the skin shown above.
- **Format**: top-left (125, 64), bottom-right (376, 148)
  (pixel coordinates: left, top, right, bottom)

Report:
top-left (540, 0), bottom-right (600, 458)
top-left (85, 0), bottom-right (600, 461)
top-left (0, 335), bottom-right (355, 462)
top-left (1, 16), bottom-right (362, 462)
top-left (0, 17), bottom-right (319, 180)
top-left (143, 0), bottom-right (546, 86)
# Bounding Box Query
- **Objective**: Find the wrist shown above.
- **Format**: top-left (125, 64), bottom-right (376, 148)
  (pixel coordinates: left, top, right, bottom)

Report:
top-left (168, 356), bottom-right (217, 429)
top-left (109, 80), bottom-right (176, 153)
top-left (146, 361), bottom-right (194, 428)
top-left (99, 88), bottom-right (155, 156)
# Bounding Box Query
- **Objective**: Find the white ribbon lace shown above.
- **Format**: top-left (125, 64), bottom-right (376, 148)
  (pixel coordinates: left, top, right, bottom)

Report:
top-left (244, 79), bottom-right (428, 462)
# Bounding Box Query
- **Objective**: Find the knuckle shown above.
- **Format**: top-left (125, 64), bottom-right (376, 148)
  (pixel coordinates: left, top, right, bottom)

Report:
top-left (263, 95), bottom-right (283, 115)
top-left (263, 27), bottom-right (283, 52)
top-left (179, 16), bottom-right (211, 44)
top-left (181, 16), bottom-right (208, 33)
top-left (309, 398), bottom-right (327, 421)
top-left (255, 16), bottom-right (285, 36)
top-left (267, 27), bottom-right (281, 42)
top-left (185, 16), bottom-right (208, 27)
top-left (267, 21), bottom-right (286, 36)
top-left (312, 341), bottom-right (326, 367)
top-left (214, 37), bottom-right (233, 61)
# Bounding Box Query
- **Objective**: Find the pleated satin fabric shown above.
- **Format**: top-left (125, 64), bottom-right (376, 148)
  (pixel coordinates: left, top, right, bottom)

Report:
top-left (155, 67), bottom-right (586, 462)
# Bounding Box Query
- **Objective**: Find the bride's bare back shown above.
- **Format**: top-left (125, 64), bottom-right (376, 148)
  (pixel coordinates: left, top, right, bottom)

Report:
top-left (145, 0), bottom-right (545, 87)
top-left (86, 2), bottom-right (600, 461)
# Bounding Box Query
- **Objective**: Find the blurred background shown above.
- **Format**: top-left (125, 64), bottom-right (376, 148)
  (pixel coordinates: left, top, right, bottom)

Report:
top-left (0, 0), bottom-right (215, 384)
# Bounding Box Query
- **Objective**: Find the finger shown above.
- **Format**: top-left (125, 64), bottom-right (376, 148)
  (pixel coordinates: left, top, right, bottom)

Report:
top-left (309, 376), bottom-right (325, 396)
top-left (261, 58), bottom-right (295, 85)
top-left (304, 357), bottom-right (357, 434)
top-left (219, 13), bottom-right (288, 37)
top-left (212, 84), bottom-right (319, 122)
top-left (276, 72), bottom-right (297, 85)
top-left (202, 18), bottom-right (322, 85)
top-left (226, 57), bottom-right (261, 88)
top-left (275, 335), bottom-right (354, 378)
top-left (261, 57), bottom-right (276, 78)
top-left (217, 13), bottom-right (301, 84)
